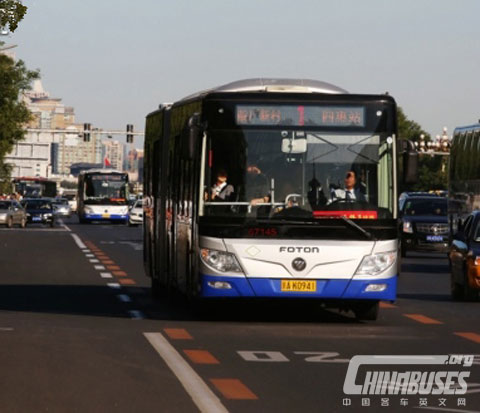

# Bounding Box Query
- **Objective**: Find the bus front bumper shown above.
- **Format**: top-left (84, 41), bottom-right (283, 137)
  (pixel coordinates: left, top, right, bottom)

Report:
top-left (200, 274), bottom-right (397, 300)
top-left (83, 214), bottom-right (128, 221)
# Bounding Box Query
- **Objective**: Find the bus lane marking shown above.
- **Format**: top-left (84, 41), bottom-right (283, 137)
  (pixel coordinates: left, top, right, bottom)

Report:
top-left (70, 233), bottom-right (87, 249)
top-left (380, 302), bottom-right (397, 308)
top-left (403, 314), bottom-right (443, 325)
top-left (164, 328), bottom-right (193, 340)
top-left (454, 332), bottom-right (480, 344)
top-left (144, 332), bottom-right (228, 413)
top-left (209, 379), bottom-right (258, 400)
top-left (100, 272), bottom-right (113, 279)
top-left (183, 350), bottom-right (220, 365)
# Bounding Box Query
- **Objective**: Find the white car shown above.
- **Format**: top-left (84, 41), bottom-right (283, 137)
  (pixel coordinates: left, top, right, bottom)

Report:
top-left (128, 199), bottom-right (143, 226)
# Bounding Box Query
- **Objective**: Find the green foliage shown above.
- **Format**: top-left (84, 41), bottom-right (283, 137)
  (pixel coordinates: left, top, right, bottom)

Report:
top-left (0, 53), bottom-right (39, 191)
top-left (0, 0), bottom-right (27, 32)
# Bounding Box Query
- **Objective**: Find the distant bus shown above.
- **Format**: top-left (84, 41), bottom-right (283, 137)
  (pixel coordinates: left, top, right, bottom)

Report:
top-left (448, 123), bottom-right (480, 228)
top-left (77, 169), bottom-right (129, 223)
top-left (143, 79), bottom-right (417, 320)
top-left (12, 177), bottom-right (57, 198)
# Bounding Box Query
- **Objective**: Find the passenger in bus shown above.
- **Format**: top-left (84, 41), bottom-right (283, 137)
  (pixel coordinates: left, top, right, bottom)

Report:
top-left (210, 168), bottom-right (235, 201)
top-left (246, 163), bottom-right (270, 206)
top-left (330, 170), bottom-right (367, 203)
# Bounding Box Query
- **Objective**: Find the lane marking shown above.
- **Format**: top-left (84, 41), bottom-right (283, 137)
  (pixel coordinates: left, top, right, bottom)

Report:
top-left (106, 265), bottom-right (121, 271)
top-left (209, 379), bottom-right (258, 400)
top-left (70, 233), bottom-right (86, 249)
top-left (183, 350), bottom-right (220, 365)
top-left (117, 294), bottom-right (132, 303)
top-left (89, 259), bottom-right (100, 263)
top-left (144, 332), bottom-right (228, 413)
top-left (107, 283), bottom-right (121, 289)
top-left (380, 302), bottom-right (397, 309)
top-left (100, 272), bottom-right (113, 279)
top-left (129, 310), bottom-right (145, 319)
top-left (101, 260), bottom-right (115, 265)
top-left (85, 254), bottom-right (95, 258)
top-left (403, 314), bottom-right (443, 325)
top-left (118, 278), bottom-right (136, 285)
top-left (0, 327), bottom-right (14, 331)
top-left (112, 271), bottom-right (127, 277)
top-left (454, 332), bottom-right (480, 344)
top-left (61, 223), bottom-right (71, 232)
top-left (94, 265), bottom-right (106, 270)
top-left (81, 249), bottom-right (91, 253)
top-left (164, 328), bottom-right (193, 340)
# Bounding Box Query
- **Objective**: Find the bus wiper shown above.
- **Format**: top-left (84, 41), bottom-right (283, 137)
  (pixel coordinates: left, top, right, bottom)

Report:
top-left (338, 216), bottom-right (376, 241)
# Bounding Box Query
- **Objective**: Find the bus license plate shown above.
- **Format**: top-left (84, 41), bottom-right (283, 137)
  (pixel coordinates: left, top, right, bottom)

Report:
top-left (102, 213), bottom-right (110, 218)
top-left (281, 280), bottom-right (316, 292)
top-left (426, 235), bottom-right (443, 242)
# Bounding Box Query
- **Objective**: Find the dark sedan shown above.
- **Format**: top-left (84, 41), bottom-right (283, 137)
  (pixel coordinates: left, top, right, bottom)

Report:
top-left (449, 211), bottom-right (480, 301)
top-left (400, 196), bottom-right (448, 257)
top-left (21, 198), bottom-right (55, 227)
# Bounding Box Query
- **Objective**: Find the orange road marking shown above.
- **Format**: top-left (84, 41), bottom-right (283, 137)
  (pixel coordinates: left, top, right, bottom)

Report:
top-left (112, 271), bottom-right (128, 277)
top-left (118, 278), bottom-right (136, 285)
top-left (210, 379), bottom-right (258, 400)
top-left (106, 265), bottom-right (121, 270)
top-left (164, 328), bottom-right (193, 340)
top-left (454, 332), bottom-right (480, 344)
top-left (183, 350), bottom-right (220, 364)
top-left (101, 260), bottom-right (115, 265)
top-left (380, 302), bottom-right (397, 308)
top-left (404, 314), bottom-right (443, 324)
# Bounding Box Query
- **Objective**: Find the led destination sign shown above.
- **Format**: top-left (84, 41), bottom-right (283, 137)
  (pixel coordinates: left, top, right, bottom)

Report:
top-left (236, 105), bottom-right (365, 127)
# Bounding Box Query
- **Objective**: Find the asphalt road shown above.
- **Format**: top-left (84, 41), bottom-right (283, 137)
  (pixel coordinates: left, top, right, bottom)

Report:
top-left (0, 217), bottom-right (479, 413)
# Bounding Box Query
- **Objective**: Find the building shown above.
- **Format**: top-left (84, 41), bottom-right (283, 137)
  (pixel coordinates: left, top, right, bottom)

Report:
top-left (102, 140), bottom-right (124, 171)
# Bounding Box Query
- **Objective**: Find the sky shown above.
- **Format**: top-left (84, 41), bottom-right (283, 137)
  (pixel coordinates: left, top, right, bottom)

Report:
top-left (4, 0), bottom-right (480, 144)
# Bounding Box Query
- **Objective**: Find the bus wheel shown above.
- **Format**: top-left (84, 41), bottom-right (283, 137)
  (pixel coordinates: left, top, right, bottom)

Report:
top-left (151, 277), bottom-right (167, 300)
top-left (353, 301), bottom-right (379, 321)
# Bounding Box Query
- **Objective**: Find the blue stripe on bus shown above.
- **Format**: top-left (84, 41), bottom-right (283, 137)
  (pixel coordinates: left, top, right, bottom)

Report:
top-left (200, 274), bottom-right (396, 300)
top-left (84, 214), bottom-right (128, 220)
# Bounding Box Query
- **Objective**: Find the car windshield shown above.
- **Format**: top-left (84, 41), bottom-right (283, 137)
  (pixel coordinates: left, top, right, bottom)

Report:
top-left (403, 198), bottom-right (447, 216)
top-left (24, 200), bottom-right (52, 210)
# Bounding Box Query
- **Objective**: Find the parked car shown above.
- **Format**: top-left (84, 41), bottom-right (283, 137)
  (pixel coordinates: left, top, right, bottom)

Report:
top-left (449, 210), bottom-right (480, 301)
top-left (128, 199), bottom-right (143, 226)
top-left (0, 200), bottom-right (27, 228)
top-left (21, 198), bottom-right (55, 227)
top-left (400, 196), bottom-right (448, 257)
top-left (53, 198), bottom-right (72, 217)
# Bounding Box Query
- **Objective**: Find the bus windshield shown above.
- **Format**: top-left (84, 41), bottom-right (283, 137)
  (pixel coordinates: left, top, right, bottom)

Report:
top-left (202, 129), bottom-right (394, 220)
top-left (84, 174), bottom-right (127, 205)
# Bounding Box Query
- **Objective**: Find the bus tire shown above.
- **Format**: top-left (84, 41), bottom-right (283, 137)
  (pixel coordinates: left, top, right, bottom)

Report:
top-left (353, 301), bottom-right (379, 321)
top-left (151, 277), bottom-right (167, 300)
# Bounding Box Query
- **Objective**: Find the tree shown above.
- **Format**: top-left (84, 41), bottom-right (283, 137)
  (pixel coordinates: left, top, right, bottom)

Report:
top-left (397, 107), bottom-right (447, 192)
top-left (0, 0), bottom-right (27, 32)
top-left (0, 54), bottom-right (39, 193)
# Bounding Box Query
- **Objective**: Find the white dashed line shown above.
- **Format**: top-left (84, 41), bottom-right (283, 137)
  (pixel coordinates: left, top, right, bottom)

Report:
top-left (85, 254), bottom-right (95, 258)
top-left (117, 294), bottom-right (132, 303)
top-left (128, 310), bottom-right (145, 319)
top-left (107, 283), bottom-right (121, 289)
top-left (100, 272), bottom-right (113, 278)
top-left (89, 259), bottom-right (100, 263)
top-left (94, 265), bottom-right (106, 270)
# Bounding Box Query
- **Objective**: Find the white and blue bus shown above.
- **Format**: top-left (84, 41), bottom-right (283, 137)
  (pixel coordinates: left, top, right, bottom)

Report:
top-left (77, 169), bottom-right (129, 224)
top-left (143, 79), bottom-right (416, 320)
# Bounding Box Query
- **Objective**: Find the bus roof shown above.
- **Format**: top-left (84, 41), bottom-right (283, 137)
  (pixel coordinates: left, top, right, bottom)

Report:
top-left (180, 78), bottom-right (349, 102)
top-left (453, 123), bottom-right (480, 134)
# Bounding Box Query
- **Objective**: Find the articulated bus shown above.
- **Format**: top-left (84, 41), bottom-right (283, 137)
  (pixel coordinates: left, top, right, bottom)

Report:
top-left (449, 123), bottom-right (480, 224)
top-left (144, 79), bottom-right (413, 320)
top-left (13, 177), bottom-right (57, 198)
top-left (77, 169), bottom-right (129, 224)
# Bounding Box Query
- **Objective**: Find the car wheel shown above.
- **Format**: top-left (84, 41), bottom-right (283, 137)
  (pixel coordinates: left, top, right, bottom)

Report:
top-left (353, 301), bottom-right (379, 321)
top-left (19, 218), bottom-right (27, 228)
top-left (463, 271), bottom-right (478, 302)
top-left (450, 274), bottom-right (463, 301)
top-left (6, 217), bottom-right (13, 228)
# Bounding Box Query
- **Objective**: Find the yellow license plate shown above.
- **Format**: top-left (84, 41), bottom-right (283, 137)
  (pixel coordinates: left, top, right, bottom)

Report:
top-left (281, 280), bottom-right (316, 292)
top-left (102, 213), bottom-right (110, 218)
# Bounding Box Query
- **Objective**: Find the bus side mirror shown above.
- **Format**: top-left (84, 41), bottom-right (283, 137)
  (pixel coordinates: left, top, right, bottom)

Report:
top-left (399, 140), bottom-right (418, 184)
top-left (185, 113), bottom-right (201, 160)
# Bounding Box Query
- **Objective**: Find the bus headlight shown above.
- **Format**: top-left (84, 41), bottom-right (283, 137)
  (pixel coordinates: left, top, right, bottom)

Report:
top-left (355, 251), bottom-right (396, 276)
top-left (402, 221), bottom-right (413, 233)
top-left (84, 206), bottom-right (94, 214)
top-left (200, 248), bottom-right (243, 273)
